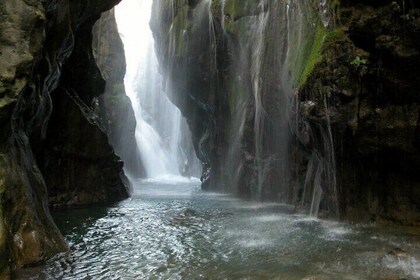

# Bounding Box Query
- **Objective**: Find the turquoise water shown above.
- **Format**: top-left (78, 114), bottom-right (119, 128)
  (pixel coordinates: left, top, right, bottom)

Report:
top-left (17, 180), bottom-right (420, 279)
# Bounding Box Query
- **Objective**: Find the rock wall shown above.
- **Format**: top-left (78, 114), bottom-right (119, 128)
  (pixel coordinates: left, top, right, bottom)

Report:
top-left (38, 7), bottom-right (130, 208)
top-left (151, 0), bottom-right (334, 201)
top-left (151, 0), bottom-right (419, 225)
top-left (299, 0), bottom-right (420, 224)
top-left (0, 0), bottom-right (129, 276)
top-left (93, 9), bottom-right (144, 179)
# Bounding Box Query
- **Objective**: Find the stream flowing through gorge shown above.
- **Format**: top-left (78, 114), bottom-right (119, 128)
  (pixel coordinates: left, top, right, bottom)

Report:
top-left (1, 0), bottom-right (420, 278)
top-left (17, 181), bottom-right (420, 279)
top-left (14, 1), bottom-right (420, 279)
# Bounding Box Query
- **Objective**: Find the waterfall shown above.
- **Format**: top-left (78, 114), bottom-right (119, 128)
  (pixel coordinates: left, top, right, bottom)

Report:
top-left (145, 0), bottom-right (339, 216)
top-left (115, 0), bottom-right (200, 179)
top-left (251, 0), bottom-right (270, 200)
top-left (319, 0), bottom-right (330, 27)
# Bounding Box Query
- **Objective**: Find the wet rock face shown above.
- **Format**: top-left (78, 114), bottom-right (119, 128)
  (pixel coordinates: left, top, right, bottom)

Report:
top-left (93, 10), bottom-right (144, 179)
top-left (151, 0), bottom-right (230, 191)
top-left (300, 0), bottom-right (420, 225)
top-left (152, 0), bottom-right (419, 224)
top-left (0, 0), bottom-right (128, 275)
top-left (38, 10), bottom-right (130, 208)
top-left (0, 0), bottom-right (66, 274)
top-left (151, 0), bottom-right (334, 202)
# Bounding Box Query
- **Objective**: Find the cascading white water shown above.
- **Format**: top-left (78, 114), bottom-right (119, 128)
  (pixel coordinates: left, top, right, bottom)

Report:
top-left (115, 0), bottom-right (199, 179)
top-left (319, 0), bottom-right (330, 27)
top-left (251, 0), bottom-right (270, 200)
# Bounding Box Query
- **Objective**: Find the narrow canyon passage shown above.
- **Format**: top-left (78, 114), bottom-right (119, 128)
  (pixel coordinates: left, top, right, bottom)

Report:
top-left (16, 1), bottom-right (420, 279)
top-left (115, 0), bottom-right (201, 180)
top-left (2, 0), bottom-right (419, 278)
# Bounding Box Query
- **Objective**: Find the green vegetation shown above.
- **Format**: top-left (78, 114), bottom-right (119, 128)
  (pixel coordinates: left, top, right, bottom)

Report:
top-left (223, 0), bottom-right (259, 22)
top-left (289, 1), bottom-right (348, 88)
top-left (324, 28), bottom-right (346, 46)
top-left (223, 0), bottom-right (240, 20)
top-left (288, 14), bottom-right (326, 88)
top-left (285, 1), bottom-right (328, 88)
top-left (350, 56), bottom-right (368, 76)
top-left (297, 24), bottom-right (327, 87)
top-left (210, 0), bottom-right (222, 21)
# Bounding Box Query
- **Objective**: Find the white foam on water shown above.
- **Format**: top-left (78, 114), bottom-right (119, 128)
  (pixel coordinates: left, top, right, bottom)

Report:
top-left (140, 175), bottom-right (201, 185)
top-left (233, 202), bottom-right (288, 210)
top-left (383, 255), bottom-right (420, 279)
top-left (319, 221), bottom-right (355, 241)
top-left (238, 238), bottom-right (273, 248)
top-left (252, 215), bottom-right (287, 223)
top-left (292, 215), bottom-right (320, 223)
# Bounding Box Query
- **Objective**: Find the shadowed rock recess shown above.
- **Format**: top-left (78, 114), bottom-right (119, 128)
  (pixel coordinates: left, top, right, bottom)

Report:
top-left (151, 0), bottom-right (419, 224)
top-left (0, 0), bottom-right (131, 277)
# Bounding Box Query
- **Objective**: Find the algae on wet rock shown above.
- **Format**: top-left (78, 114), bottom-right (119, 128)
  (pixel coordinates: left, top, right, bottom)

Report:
top-left (152, 0), bottom-right (420, 224)
top-left (298, 0), bottom-right (420, 224)
top-left (151, 0), bottom-right (333, 200)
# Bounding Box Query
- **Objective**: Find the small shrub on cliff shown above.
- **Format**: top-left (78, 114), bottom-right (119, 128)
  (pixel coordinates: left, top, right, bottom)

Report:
top-left (350, 56), bottom-right (368, 77)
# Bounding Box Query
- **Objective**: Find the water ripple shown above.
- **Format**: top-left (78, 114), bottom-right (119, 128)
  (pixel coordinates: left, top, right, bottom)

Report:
top-left (16, 181), bottom-right (420, 280)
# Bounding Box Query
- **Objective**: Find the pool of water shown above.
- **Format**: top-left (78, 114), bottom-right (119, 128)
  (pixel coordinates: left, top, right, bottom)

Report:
top-left (17, 180), bottom-right (420, 279)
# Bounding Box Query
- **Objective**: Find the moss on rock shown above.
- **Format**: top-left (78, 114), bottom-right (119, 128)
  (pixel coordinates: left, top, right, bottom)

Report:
top-left (151, 0), bottom-right (420, 224)
top-left (297, 23), bottom-right (327, 87)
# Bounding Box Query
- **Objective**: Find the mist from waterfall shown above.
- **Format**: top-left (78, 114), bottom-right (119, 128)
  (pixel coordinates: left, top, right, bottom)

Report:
top-left (115, 0), bottom-right (200, 180)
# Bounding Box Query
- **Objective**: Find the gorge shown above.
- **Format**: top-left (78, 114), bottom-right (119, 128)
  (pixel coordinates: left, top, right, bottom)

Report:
top-left (0, 0), bottom-right (419, 279)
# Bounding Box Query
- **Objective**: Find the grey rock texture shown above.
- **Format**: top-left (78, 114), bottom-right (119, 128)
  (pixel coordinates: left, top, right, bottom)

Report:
top-left (151, 0), bottom-right (420, 225)
top-left (0, 0), bottom-right (130, 276)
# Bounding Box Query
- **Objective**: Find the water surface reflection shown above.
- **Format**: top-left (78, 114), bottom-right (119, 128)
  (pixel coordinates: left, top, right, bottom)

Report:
top-left (17, 180), bottom-right (420, 279)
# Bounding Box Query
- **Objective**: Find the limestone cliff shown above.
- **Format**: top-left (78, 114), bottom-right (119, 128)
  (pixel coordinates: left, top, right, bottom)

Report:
top-left (38, 6), bottom-right (130, 208)
top-left (299, 0), bottom-right (420, 224)
top-left (151, 0), bottom-right (419, 225)
top-left (0, 0), bottom-right (129, 276)
top-left (151, 0), bottom-right (338, 203)
top-left (93, 9), bottom-right (144, 179)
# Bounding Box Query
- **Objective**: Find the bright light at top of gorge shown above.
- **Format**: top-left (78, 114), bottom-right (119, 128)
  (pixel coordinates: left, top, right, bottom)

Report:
top-left (115, 0), bottom-right (155, 79)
